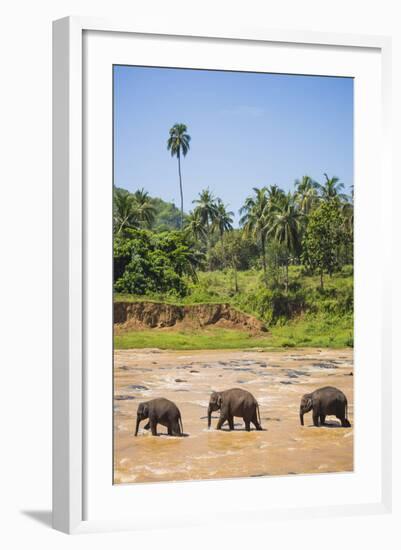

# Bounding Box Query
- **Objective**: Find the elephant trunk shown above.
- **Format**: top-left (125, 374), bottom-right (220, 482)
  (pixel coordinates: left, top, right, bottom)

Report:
top-left (135, 416), bottom-right (141, 436)
top-left (300, 412), bottom-right (304, 426)
top-left (207, 406), bottom-right (212, 429)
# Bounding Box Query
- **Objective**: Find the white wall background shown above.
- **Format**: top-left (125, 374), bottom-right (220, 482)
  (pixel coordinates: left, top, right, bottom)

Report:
top-left (0, 1), bottom-right (399, 548)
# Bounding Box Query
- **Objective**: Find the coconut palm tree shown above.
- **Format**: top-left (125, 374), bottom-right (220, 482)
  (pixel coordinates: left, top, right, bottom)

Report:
top-left (268, 193), bottom-right (303, 293)
top-left (167, 123), bottom-right (191, 229)
top-left (316, 173), bottom-right (347, 202)
top-left (193, 188), bottom-right (218, 225)
top-left (294, 175), bottom-right (318, 215)
top-left (193, 189), bottom-right (218, 267)
top-left (239, 187), bottom-right (270, 278)
top-left (266, 184), bottom-right (286, 206)
top-left (113, 188), bottom-right (139, 235)
top-left (132, 188), bottom-right (156, 228)
top-left (213, 199), bottom-right (234, 262)
top-left (184, 210), bottom-right (208, 242)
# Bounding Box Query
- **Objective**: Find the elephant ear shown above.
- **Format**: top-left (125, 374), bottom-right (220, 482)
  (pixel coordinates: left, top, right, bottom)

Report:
top-left (217, 395), bottom-right (222, 408)
top-left (306, 397), bottom-right (313, 409)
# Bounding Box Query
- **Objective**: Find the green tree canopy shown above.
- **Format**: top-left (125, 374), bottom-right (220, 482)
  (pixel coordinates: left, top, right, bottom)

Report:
top-left (302, 200), bottom-right (346, 289)
top-left (114, 230), bottom-right (200, 296)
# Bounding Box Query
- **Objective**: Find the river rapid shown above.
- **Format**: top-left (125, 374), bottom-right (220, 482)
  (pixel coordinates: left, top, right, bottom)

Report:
top-left (114, 348), bottom-right (353, 484)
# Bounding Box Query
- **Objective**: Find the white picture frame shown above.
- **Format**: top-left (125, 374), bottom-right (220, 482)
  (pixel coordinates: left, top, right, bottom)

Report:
top-left (52, 16), bottom-right (392, 534)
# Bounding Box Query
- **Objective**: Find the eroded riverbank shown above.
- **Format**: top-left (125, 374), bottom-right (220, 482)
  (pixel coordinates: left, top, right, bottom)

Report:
top-left (114, 348), bottom-right (353, 484)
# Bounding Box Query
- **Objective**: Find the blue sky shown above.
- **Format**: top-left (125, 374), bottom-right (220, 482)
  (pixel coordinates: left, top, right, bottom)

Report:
top-left (114, 66), bottom-right (353, 224)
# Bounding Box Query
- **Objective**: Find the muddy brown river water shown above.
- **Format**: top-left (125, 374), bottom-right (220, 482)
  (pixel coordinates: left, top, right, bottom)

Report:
top-left (114, 348), bottom-right (353, 484)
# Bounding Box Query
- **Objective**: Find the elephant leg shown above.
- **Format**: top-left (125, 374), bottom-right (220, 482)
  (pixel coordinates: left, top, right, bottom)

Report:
top-left (252, 413), bottom-right (262, 431)
top-left (143, 421), bottom-right (150, 430)
top-left (244, 419), bottom-right (251, 432)
top-left (216, 413), bottom-right (228, 430)
top-left (149, 418), bottom-right (158, 436)
top-left (171, 420), bottom-right (181, 436)
top-left (312, 410), bottom-right (319, 427)
top-left (228, 416), bottom-right (234, 431)
top-left (217, 404), bottom-right (230, 430)
top-left (319, 415), bottom-right (326, 425)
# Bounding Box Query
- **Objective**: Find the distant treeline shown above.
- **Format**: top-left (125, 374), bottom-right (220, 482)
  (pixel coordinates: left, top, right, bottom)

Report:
top-left (113, 174), bottom-right (353, 298)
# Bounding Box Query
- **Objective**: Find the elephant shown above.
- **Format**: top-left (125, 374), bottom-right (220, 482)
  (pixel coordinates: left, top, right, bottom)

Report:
top-left (134, 398), bottom-right (184, 436)
top-left (208, 388), bottom-right (262, 431)
top-left (299, 386), bottom-right (351, 427)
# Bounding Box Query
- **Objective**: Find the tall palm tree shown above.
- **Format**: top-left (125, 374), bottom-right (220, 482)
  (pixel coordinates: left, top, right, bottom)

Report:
top-left (167, 123), bottom-right (191, 229)
top-left (294, 175), bottom-right (318, 215)
top-left (268, 193), bottom-right (303, 293)
top-left (184, 210), bottom-right (208, 242)
top-left (213, 199), bottom-right (234, 262)
top-left (193, 189), bottom-right (218, 268)
top-left (193, 188), bottom-right (218, 224)
top-left (132, 188), bottom-right (156, 228)
top-left (316, 173), bottom-right (347, 202)
top-left (113, 188), bottom-right (139, 235)
top-left (239, 187), bottom-right (270, 278)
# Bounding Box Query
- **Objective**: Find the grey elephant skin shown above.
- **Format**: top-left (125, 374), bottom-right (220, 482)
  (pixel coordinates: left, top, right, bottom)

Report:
top-left (208, 388), bottom-right (262, 431)
top-left (135, 398), bottom-right (184, 436)
top-left (299, 386), bottom-right (351, 427)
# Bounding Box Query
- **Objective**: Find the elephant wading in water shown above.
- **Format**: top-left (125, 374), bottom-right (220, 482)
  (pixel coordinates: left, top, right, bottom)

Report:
top-left (299, 386), bottom-right (351, 427)
top-left (135, 398), bottom-right (184, 436)
top-left (208, 388), bottom-right (262, 431)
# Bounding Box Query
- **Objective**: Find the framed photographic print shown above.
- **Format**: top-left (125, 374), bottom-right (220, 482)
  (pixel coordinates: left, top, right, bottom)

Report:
top-left (52, 17), bottom-right (392, 534)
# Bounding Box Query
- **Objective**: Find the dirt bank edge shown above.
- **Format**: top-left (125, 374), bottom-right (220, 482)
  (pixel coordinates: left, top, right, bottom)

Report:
top-left (114, 301), bottom-right (267, 332)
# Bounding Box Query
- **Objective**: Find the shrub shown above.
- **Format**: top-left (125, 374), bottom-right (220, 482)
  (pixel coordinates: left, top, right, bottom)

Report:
top-left (113, 230), bottom-right (197, 297)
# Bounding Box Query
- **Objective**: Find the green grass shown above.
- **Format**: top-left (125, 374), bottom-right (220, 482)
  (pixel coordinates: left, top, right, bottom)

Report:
top-left (114, 328), bottom-right (261, 350)
top-left (115, 266), bottom-right (352, 309)
top-left (114, 269), bottom-right (262, 305)
top-left (114, 314), bottom-right (353, 350)
top-left (114, 267), bottom-right (353, 350)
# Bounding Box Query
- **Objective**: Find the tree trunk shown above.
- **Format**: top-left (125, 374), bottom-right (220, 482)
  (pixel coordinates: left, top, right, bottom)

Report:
top-left (206, 219), bottom-right (211, 270)
top-left (177, 152), bottom-right (184, 229)
top-left (285, 260), bottom-right (289, 294)
top-left (261, 233), bottom-right (267, 284)
top-left (221, 231), bottom-right (225, 267)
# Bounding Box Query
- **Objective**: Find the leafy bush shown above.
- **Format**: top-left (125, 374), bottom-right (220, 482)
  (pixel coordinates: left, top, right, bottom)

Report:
top-left (114, 230), bottom-right (198, 297)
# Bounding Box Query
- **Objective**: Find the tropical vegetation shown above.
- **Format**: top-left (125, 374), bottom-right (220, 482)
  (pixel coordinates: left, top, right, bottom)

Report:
top-left (113, 123), bottom-right (353, 348)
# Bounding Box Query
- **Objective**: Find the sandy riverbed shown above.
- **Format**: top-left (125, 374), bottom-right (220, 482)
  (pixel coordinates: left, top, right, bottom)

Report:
top-left (114, 348), bottom-right (353, 484)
